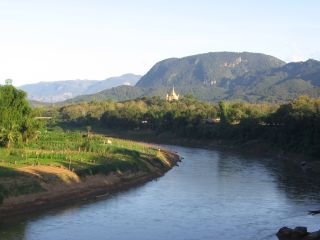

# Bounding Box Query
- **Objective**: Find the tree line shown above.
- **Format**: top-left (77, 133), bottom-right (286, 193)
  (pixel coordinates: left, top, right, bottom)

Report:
top-left (1, 85), bottom-right (319, 157)
top-left (51, 94), bottom-right (320, 157)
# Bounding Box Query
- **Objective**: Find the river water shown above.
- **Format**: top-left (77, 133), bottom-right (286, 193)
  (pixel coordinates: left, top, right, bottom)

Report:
top-left (1, 145), bottom-right (320, 240)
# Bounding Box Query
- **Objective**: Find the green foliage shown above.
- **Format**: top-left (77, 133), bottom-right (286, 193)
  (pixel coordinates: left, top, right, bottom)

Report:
top-left (0, 129), bottom-right (168, 203)
top-left (218, 101), bottom-right (229, 124)
top-left (265, 96), bottom-right (320, 155)
top-left (0, 86), bottom-right (39, 148)
top-left (55, 95), bottom-right (320, 157)
top-left (0, 130), bottom-right (161, 175)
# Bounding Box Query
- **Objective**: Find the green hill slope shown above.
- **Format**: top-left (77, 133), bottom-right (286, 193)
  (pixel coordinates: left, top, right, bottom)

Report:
top-left (64, 52), bottom-right (320, 103)
top-left (136, 52), bottom-right (285, 88)
top-left (65, 85), bottom-right (147, 103)
top-left (228, 59), bottom-right (320, 102)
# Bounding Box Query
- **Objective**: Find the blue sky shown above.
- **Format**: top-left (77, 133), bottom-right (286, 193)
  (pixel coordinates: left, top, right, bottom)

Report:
top-left (0, 0), bottom-right (319, 86)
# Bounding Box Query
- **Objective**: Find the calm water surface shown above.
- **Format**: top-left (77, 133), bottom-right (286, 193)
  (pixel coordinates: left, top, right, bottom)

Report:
top-left (1, 145), bottom-right (320, 240)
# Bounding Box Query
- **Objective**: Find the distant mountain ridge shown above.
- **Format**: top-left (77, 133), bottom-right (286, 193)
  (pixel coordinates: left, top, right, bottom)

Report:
top-left (20, 73), bottom-right (141, 102)
top-left (71, 51), bottom-right (318, 103)
top-left (66, 85), bottom-right (147, 103)
top-left (26, 51), bottom-right (320, 104)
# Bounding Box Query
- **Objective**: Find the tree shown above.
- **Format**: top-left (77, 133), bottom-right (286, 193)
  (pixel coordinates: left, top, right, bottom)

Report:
top-left (0, 86), bottom-right (38, 148)
top-left (218, 101), bottom-right (229, 124)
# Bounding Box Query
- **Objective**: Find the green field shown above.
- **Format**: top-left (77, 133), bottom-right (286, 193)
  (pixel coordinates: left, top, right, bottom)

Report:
top-left (0, 129), bottom-right (171, 203)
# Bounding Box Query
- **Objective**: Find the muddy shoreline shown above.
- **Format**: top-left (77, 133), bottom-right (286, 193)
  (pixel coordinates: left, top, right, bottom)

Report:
top-left (0, 150), bottom-right (180, 218)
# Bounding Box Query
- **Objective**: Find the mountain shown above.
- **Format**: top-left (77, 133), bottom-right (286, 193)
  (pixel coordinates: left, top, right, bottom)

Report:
top-left (65, 85), bottom-right (147, 103)
top-left (227, 59), bottom-right (320, 102)
top-left (136, 52), bottom-right (285, 88)
top-left (28, 100), bottom-right (51, 108)
top-left (65, 52), bottom-right (320, 103)
top-left (20, 74), bottom-right (141, 102)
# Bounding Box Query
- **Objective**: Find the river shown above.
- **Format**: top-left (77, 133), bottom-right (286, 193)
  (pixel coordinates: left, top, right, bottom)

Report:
top-left (1, 145), bottom-right (320, 240)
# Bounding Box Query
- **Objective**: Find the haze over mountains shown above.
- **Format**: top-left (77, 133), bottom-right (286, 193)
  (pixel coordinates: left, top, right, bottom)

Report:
top-left (21, 52), bottom-right (320, 103)
top-left (20, 74), bottom-right (141, 102)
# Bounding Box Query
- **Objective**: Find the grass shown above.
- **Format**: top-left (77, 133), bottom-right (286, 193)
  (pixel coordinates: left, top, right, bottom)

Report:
top-left (0, 129), bottom-right (171, 202)
top-left (0, 129), bottom-right (160, 173)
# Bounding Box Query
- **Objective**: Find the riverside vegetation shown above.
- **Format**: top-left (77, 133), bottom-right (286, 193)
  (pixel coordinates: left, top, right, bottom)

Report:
top-left (0, 85), bottom-right (177, 209)
top-left (51, 94), bottom-right (320, 158)
top-left (1, 84), bottom-right (320, 214)
top-left (1, 85), bottom-right (320, 239)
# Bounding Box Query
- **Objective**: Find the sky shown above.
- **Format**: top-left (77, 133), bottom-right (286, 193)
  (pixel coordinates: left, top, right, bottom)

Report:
top-left (0, 0), bottom-right (320, 86)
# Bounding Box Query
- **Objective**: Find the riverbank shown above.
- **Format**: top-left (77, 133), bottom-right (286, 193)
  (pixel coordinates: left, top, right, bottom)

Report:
top-left (0, 130), bottom-right (180, 217)
top-left (0, 151), bottom-right (179, 218)
top-left (2, 139), bottom-right (319, 240)
top-left (99, 128), bottom-right (320, 238)
top-left (95, 128), bottom-right (320, 173)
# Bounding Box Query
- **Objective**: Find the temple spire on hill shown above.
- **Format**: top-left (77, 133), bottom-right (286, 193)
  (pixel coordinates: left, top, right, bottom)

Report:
top-left (166, 85), bottom-right (179, 101)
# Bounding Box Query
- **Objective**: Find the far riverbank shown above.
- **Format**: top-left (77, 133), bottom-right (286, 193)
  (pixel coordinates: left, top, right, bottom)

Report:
top-left (95, 128), bottom-right (320, 173)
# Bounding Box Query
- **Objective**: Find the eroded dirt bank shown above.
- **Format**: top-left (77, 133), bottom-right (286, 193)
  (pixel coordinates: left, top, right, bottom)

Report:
top-left (0, 150), bottom-right (180, 218)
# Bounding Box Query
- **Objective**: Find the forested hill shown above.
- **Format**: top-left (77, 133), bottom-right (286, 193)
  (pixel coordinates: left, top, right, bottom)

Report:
top-left (64, 52), bottom-right (320, 103)
top-left (227, 59), bottom-right (320, 102)
top-left (65, 85), bottom-right (147, 103)
top-left (136, 52), bottom-right (285, 88)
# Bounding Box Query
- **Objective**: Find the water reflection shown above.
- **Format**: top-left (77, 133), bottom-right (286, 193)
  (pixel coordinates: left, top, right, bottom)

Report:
top-left (1, 145), bottom-right (320, 240)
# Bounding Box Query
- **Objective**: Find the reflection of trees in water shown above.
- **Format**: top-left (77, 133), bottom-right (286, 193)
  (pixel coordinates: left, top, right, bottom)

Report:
top-left (268, 159), bottom-right (320, 202)
top-left (0, 199), bottom-right (86, 239)
top-left (2, 147), bottom-right (320, 238)
top-left (216, 149), bottom-right (320, 203)
top-left (0, 219), bottom-right (26, 240)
